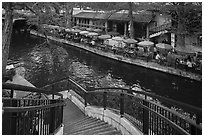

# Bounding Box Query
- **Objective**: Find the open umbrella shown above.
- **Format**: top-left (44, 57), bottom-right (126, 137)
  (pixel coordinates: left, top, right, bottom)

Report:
top-left (70, 29), bottom-right (81, 34)
top-left (123, 38), bottom-right (138, 44)
top-left (65, 28), bottom-right (71, 32)
top-left (112, 36), bottom-right (125, 41)
top-left (79, 31), bottom-right (89, 35)
top-left (72, 26), bottom-right (80, 29)
top-left (93, 29), bottom-right (103, 33)
top-left (86, 28), bottom-right (94, 32)
top-left (98, 34), bottom-right (111, 40)
top-left (80, 27), bottom-right (87, 30)
top-left (156, 43), bottom-right (173, 50)
top-left (87, 32), bottom-right (99, 37)
top-left (107, 31), bottom-right (119, 36)
top-left (137, 40), bottom-right (154, 47)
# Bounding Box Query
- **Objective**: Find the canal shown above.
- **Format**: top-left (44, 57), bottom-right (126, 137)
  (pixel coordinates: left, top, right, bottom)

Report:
top-left (8, 34), bottom-right (202, 108)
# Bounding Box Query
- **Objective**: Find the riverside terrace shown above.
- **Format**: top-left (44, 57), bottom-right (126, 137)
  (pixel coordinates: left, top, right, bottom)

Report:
top-left (31, 25), bottom-right (202, 81)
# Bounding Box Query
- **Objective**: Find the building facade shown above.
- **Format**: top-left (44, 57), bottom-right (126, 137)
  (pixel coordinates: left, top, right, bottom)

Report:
top-left (148, 11), bottom-right (202, 50)
top-left (72, 10), bottom-right (152, 40)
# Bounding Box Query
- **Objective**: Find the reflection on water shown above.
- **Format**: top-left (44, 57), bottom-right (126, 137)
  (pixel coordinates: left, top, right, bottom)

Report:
top-left (8, 35), bottom-right (202, 107)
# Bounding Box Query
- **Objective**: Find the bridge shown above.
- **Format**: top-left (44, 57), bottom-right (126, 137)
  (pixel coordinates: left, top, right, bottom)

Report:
top-left (2, 76), bottom-right (202, 135)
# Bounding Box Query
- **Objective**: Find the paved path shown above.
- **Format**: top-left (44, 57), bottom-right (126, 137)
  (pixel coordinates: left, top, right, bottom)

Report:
top-left (63, 99), bottom-right (86, 134)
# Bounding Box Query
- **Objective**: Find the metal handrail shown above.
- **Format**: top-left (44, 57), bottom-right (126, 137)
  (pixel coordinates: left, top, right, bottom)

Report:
top-left (2, 82), bottom-right (65, 135)
top-left (3, 83), bottom-right (63, 97)
top-left (85, 88), bottom-right (202, 135)
top-left (87, 87), bottom-right (201, 114)
top-left (13, 77), bottom-right (201, 135)
top-left (3, 102), bottom-right (65, 113)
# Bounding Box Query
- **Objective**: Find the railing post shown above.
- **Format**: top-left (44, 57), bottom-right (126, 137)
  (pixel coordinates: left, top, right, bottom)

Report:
top-left (2, 99), bottom-right (18, 135)
top-left (103, 92), bottom-right (107, 110)
top-left (120, 91), bottom-right (124, 117)
top-left (61, 100), bottom-right (64, 125)
top-left (143, 95), bottom-right (149, 135)
top-left (52, 85), bottom-right (55, 99)
top-left (196, 113), bottom-right (202, 135)
top-left (10, 89), bottom-right (14, 98)
top-left (84, 92), bottom-right (87, 107)
top-left (191, 113), bottom-right (202, 135)
top-left (67, 78), bottom-right (70, 92)
top-left (49, 100), bottom-right (56, 134)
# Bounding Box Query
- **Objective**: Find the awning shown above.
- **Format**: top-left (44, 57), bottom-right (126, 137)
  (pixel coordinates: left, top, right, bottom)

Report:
top-left (149, 30), bottom-right (168, 38)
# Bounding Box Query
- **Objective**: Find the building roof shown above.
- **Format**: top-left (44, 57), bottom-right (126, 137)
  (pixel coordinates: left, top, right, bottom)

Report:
top-left (73, 11), bottom-right (152, 23)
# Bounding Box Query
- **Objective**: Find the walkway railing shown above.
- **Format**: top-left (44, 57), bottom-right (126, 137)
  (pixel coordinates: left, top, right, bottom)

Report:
top-left (65, 78), bottom-right (202, 135)
top-left (2, 83), bottom-right (65, 135)
top-left (26, 77), bottom-right (202, 135)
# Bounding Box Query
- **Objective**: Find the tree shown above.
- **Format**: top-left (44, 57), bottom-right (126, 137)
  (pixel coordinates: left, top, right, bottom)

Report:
top-left (128, 2), bottom-right (134, 39)
top-left (2, 2), bottom-right (13, 75)
top-left (170, 2), bottom-right (202, 49)
top-left (2, 2), bottom-right (65, 76)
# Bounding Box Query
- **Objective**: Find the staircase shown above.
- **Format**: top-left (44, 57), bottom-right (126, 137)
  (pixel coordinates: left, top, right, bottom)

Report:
top-left (64, 116), bottom-right (122, 135)
top-left (63, 99), bottom-right (121, 135)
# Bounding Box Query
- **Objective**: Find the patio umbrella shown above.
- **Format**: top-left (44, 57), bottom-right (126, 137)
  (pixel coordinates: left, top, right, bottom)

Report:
top-left (156, 43), bottom-right (173, 50)
top-left (70, 29), bottom-right (81, 34)
top-left (80, 27), bottom-right (87, 30)
top-left (112, 36), bottom-right (125, 41)
top-left (65, 28), bottom-right (71, 32)
top-left (87, 32), bottom-right (99, 37)
top-left (137, 40), bottom-right (154, 47)
top-left (107, 31), bottom-right (119, 36)
top-left (86, 28), bottom-right (94, 32)
top-left (98, 34), bottom-right (111, 40)
top-left (79, 31), bottom-right (89, 35)
top-left (72, 26), bottom-right (80, 29)
top-left (123, 38), bottom-right (138, 44)
top-left (93, 29), bottom-right (103, 33)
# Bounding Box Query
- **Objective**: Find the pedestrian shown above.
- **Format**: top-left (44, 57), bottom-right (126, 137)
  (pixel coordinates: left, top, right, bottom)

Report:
top-left (153, 46), bottom-right (157, 59)
top-left (155, 51), bottom-right (161, 63)
top-left (91, 40), bottom-right (95, 47)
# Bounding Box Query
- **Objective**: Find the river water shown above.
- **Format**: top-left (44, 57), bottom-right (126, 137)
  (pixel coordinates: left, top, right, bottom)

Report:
top-left (8, 34), bottom-right (202, 108)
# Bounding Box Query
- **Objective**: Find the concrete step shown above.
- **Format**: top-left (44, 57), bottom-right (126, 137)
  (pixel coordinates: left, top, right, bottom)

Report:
top-left (66, 116), bottom-right (122, 135)
top-left (67, 120), bottom-right (107, 134)
top-left (79, 125), bottom-right (117, 135)
top-left (66, 117), bottom-right (100, 129)
top-left (65, 116), bottom-right (91, 126)
top-left (71, 123), bottom-right (112, 134)
top-left (96, 130), bottom-right (122, 135)
top-left (84, 126), bottom-right (116, 135)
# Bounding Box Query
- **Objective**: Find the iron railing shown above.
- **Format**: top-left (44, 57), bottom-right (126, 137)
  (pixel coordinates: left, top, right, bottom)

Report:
top-left (66, 78), bottom-right (202, 135)
top-left (19, 77), bottom-right (202, 135)
top-left (2, 83), bottom-right (65, 135)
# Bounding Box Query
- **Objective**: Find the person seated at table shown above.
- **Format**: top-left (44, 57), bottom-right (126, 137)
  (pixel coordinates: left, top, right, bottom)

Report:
top-left (153, 46), bottom-right (157, 59)
top-left (186, 60), bottom-right (193, 68)
top-left (91, 40), bottom-right (96, 47)
top-left (155, 51), bottom-right (161, 63)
